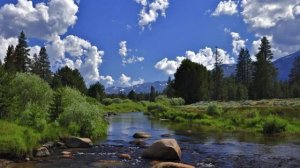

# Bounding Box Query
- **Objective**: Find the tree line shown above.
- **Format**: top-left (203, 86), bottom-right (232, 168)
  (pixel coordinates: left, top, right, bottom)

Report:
top-left (0, 31), bottom-right (107, 102)
top-left (165, 37), bottom-right (300, 104)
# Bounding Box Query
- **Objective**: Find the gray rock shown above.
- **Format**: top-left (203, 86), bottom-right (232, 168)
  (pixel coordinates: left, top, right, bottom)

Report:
top-left (35, 147), bottom-right (50, 157)
top-left (133, 132), bottom-right (151, 138)
top-left (142, 139), bottom-right (181, 160)
top-left (64, 136), bottom-right (93, 148)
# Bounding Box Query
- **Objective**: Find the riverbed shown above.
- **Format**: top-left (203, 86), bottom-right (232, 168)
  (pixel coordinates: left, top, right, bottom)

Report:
top-left (8, 112), bottom-right (300, 168)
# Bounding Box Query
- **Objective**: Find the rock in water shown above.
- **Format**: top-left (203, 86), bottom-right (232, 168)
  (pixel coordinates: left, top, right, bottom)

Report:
top-left (35, 147), bottom-right (50, 157)
top-left (142, 139), bottom-right (181, 160)
top-left (133, 132), bottom-right (151, 138)
top-left (64, 136), bottom-right (93, 148)
top-left (152, 162), bottom-right (195, 168)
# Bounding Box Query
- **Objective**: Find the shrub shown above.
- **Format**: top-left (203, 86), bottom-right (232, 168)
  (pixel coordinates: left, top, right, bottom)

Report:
top-left (175, 116), bottom-right (186, 122)
top-left (102, 98), bottom-right (113, 105)
top-left (169, 98), bottom-right (185, 106)
top-left (112, 98), bottom-right (122, 104)
top-left (19, 103), bottom-right (48, 132)
top-left (0, 120), bottom-right (40, 156)
top-left (155, 95), bottom-right (170, 105)
top-left (147, 104), bottom-right (168, 114)
top-left (263, 115), bottom-right (287, 134)
top-left (207, 104), bottom-right (223, 116)
top-left (57, 87), bottom-right (107, 138)
top-left (7, 73), bottom-right (53, 119)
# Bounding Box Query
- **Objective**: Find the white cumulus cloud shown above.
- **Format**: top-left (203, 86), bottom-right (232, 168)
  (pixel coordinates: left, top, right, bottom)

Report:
top-left (155, 47), bottom-right (235, 75)
top-left (0, 0), bottom-right (78, 40)
top-left (212, 0), bottom-right (238, 16)
top-left (100, 75), bottom-right (114, 86)
top-left (119, 73), bottom-right (144, 87)
top-left (119, 41), bottom-right (128, 57)
top-left (136, 0), bottom-right (170, 29)
top-left (46, 35), bottom-right (104, 85)
top-left (228, 31), bottom-right (247, 56)
top-left (240, 0), bottom-right (300, 58)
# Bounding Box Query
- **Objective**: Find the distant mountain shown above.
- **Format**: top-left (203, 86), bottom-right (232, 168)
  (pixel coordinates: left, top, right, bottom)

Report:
top-left (222, 50), bottom-right (300, 81)
top-left (105, 81), bottom-right (167, 94)
top-left (273, 50), bottom-right (300, 81)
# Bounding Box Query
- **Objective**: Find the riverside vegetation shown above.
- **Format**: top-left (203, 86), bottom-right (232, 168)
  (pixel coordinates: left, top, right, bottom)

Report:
top-left (0, 32), bottom-right (300, 161)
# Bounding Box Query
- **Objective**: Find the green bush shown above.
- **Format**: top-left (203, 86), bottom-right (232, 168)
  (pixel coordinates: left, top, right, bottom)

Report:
top-left (112, 98), bottom-right (122, 104)
top-left (207, 104), bottom-right (223, 116)
top-left (169, 98), bottom-right (185, 106)
top-left (263, 115), bottom-right (287, 134)
top-left (147, 104), bottom-right (168, 114)
top-left (7, 73), bottom-right (53, 120)
top-left (19, 103), bottom-right (48, 132)
top-left (155, 95), bottom-right (170, 105)
top-left (0, 120), bottom-right (40, 156)
top-left (57, 87), bottom-right (107, 138)
top-left (102, 98), bottom-right (113, 105)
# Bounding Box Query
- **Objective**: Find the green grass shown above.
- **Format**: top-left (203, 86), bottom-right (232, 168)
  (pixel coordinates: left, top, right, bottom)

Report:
top-left (143, 99), bottom-right (300, 134)
top-left (0, 120), bottom-right (40, 157)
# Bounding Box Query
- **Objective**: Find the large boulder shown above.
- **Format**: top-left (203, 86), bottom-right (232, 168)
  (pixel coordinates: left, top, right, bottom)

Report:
top-left (133, 132), bottom-right (151, 138)
top-left (152, 162), bottom-right (195, 168)
top-left (142, 139), bottom-right (181, 160)
top-left (64, 136), bottom-right (93, 148)
top-left (35, 147), bottom-right (50, 157)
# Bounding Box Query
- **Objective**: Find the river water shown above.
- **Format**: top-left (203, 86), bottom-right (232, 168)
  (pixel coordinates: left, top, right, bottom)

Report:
top-left (9, 112), bottom-right (300, 168)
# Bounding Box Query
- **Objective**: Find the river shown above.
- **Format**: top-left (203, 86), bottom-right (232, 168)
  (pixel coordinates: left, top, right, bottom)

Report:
top-left (8, 112), bottom-right (300, 168)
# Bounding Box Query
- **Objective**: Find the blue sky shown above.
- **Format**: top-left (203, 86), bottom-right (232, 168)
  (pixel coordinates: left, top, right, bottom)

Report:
top-left (0, 0), bottom-right (299, 87)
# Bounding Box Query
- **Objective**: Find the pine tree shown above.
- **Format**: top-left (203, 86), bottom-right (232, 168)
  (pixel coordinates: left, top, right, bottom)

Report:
top-left (37, 47), bottom-right (52, 83)
top-left (173, 59), bottom-right (209, 103)
top-left (289, 56), bottom-right (300, 98)
top-left (212, 47), bottom-right (224, 100)
top-left (252, 37), bottom-right (277, 99)
top-left (87, 82), bottom-right (105, 101)
top-left (14, 31), bottom-right (31, 72)
top-left (150, 86), bottom-right (156, 102)
top-left (127, 90), bottom-right (137, 101)
top-left (53, 66), bottom-right (87, 94)
top-left (4, 45), bottom-right (16, 72)
top-left (236, 48), bottom-right (252, 88)
top-left (164, 76), bottom-right (175, 98)
top-left (49, 90), bottom-right (63, 121)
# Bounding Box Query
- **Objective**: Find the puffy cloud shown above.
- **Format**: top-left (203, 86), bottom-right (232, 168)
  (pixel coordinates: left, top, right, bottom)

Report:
top-left (100, 75), bottom-right (114, 86)
top-left (212, 0), bottom-right (238, 16)
top-left (118, 40), bottom-right (144, 65)
top-left (0, 0), bottom-right (78, 40)
top-left (240, 0), bottom-right (300, 58)
top-left (155, 47), bottom-right (235, 75)
top-left (46, 35), bottom-right (104, 85)
top-left (119, 41), bottom-right (128, 57)
top-left (135, 0), bottom-right (148, 6)
top-left (136, 0), bottom-right (169, 28)
top-left (119, 73), bottom-right (144, 87)
top-left (0, 36), bottom-right (18, 62)
top-left (122, 56), bottom-right (145, 65)
top-left (228, 31), bottom-right (247, 56)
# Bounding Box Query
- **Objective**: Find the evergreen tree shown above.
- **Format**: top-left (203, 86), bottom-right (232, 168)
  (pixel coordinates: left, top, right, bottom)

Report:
top-left (49, 90), bottom-right (63, 121)
top-left (150, 86), bottom-right (156, 102)
top-left (173, 59), bottom-right (209, 104)
top-left (4, 45), bottom-right (16, 72)
top-left (163, 76), bottom-right (175, 98)
top-left (31, 53), bottom-right (39, 74)
top-left (53, 66), bottom-right (87, 94)
top-left (236, 48), bottom-right (252, 88)
top-left (252, 37), bottom-right (277, 99)
top-left (212, 47), bottom-right (224, 100)
top-left (127, 90), bottom-right (137, 101)
top-left (14, 31), bottom-right (31, 72)
top-left (87, 82), bottom-right (105, 101)
top-left (37, 47), bottom-right (52, 83)
top-left (289, 56), bottom-right (300, 97)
